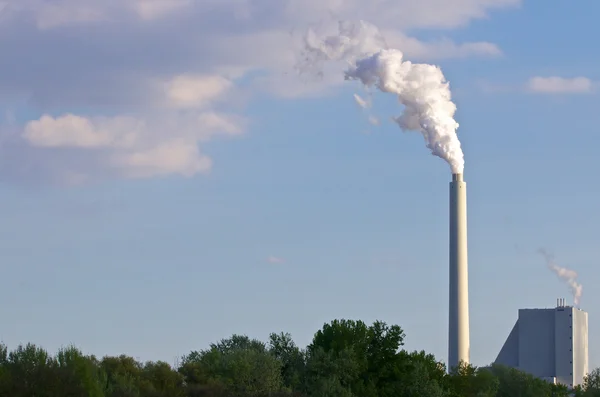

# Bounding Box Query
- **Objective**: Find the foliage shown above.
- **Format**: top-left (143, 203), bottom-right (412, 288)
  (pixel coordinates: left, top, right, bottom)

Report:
top-left (0, 319), bottom-right (597, 397)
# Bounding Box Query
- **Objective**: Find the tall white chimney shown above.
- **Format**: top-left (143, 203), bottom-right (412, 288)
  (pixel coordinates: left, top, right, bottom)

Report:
top-left (448, 172), bottom-right (470, 370)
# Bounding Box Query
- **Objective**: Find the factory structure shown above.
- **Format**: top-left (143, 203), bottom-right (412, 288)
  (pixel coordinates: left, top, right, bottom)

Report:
top-left (444, 173), bottom-right (590, 387)
top-left (494, 300), bottom-right (589, 387)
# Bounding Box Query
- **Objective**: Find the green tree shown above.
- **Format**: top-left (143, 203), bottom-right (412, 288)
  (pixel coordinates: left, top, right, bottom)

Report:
top-left (491, 364), bottom-right (554, 397)
top-left (3, 343), bottom-right (59, 397)
top-left (304, 346), bottom-right (359, 397)
top-left (447, 362), bottom-right (498, 397)
top-left (181, 334), bottom-right (285, 397)
top-left (406, 351), bottom-right (447, 386)
top-left (0, 324), bottom-right (597, 396)
top-left (396, 353), bottom-right (448, 397)
top-left (139, 361), bottom-right (185, 397)
top-left (101, 355), bottom-right (143, 397)
top-left (269, 332), bottom-right (306, 392)
top-left (579, 368), bottom-right (600, 397)
top-left (0, 343), bottom-right (10, 396)
top-left (306, 319), bottom-right (430, 397)
top-left (55, 346), bottom-right (105, 397)
top-left (549, 382), bottom-right (571, 397)
top-left (184, 382), bottom-right (228, 397)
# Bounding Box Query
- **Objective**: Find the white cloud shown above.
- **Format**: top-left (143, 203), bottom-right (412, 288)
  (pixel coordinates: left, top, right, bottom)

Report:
top-left (112, 141), bottom-right (211, 179)
top-left (165, 75), bottom-right (233, 109)
top-left (24, 114), bottom-right (142, 148)
top-left (0, 0), bottom-right (520, 184)
top-left (6, 1), bottom-right (108, 29)
top-left (19, 111), bottom-right (244, 181)
top-left (132, 0), bottom-right (192, 21)
top-left (37, 5), bottom-right (104, 29)
top-left (526, 76), bottom-right (594, 94)
top-left (267, 256), bottom-right (286, 264)
top-left (384, 31), bottom-right (502, 60)
top-left (2, 0), bottom-right (193, 28)
top-left (1, 0), bottom-right (521, 29)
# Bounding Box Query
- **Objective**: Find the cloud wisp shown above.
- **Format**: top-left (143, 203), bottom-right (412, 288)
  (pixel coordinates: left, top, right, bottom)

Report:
top-left (267, 256), bottom-right (286, 265)
top-left (526, 76), bottom-right (594, 94)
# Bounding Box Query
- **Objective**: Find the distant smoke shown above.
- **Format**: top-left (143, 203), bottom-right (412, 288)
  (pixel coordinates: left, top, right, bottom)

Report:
top-left (353, 93), bottom-right (380, 126)
top-left (538, 248), bottom-right (582, 306)
top-left (296, 20), bottom-right (464, 174)
top-left (367, 115), bottom-right (380, 126)
top-left (353, 93), bottom-right (369, 108)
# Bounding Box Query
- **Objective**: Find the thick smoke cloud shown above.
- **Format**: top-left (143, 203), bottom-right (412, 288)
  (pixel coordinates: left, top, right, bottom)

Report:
top-left (297, 20), bottom-right (464, 173)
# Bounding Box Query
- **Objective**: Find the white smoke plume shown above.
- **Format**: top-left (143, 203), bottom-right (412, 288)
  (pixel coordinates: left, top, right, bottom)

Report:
top-left (538, 248), bottom-right (583, 306)
top-left (345, 50), bottom-right (464, 173)
top-left (295, 20), bottom-right (388, 78)
top-left (297, 20), bottom-right (464, 173)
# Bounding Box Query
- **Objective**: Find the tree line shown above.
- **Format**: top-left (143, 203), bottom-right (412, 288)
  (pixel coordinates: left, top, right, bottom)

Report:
top-left (0, 319), bottom-right (598, 397)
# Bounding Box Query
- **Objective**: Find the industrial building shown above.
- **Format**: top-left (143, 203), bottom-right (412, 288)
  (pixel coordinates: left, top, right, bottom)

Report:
top-left (494, 299), bottom-right (589, 387)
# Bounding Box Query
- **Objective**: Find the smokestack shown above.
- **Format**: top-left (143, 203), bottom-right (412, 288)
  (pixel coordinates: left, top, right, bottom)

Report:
top-left (449, 172), bottom-right (470, 370)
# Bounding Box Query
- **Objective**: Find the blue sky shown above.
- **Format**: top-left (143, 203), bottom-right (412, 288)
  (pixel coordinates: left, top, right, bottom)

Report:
top-left (0, 0), bottom-right (598, 369)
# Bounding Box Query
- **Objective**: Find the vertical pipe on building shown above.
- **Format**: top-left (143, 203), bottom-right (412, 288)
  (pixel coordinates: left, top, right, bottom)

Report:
top-left (449, 172), bottom-right (470, 370)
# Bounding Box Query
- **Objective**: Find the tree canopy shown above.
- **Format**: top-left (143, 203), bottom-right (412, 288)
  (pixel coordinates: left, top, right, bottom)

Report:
top-left (0, 319), bottom-right (596, 396)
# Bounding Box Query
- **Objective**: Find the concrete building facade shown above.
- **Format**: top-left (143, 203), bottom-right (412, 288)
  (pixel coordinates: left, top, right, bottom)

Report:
top-left (494, 299), bottom-right (589, 387)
